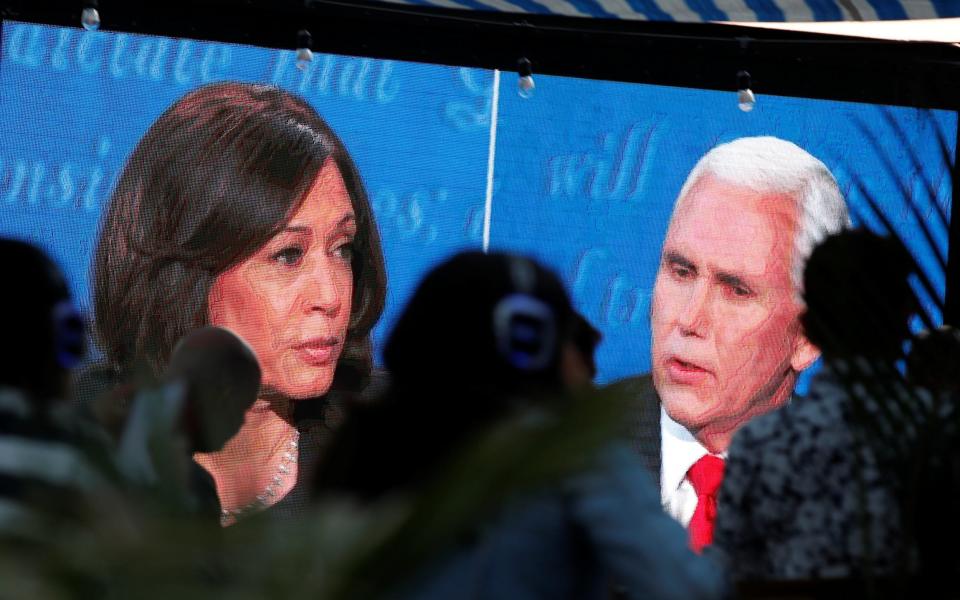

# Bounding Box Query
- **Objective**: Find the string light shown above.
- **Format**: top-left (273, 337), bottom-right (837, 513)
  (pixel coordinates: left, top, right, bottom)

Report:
top-left (81, 0), bottom-right (100, 31)
top-left (296, 30), bottom-right (314, 71)
top-left (737, 70), bottom-right (755, 112)
top-left (518, 57), bottom-right (535, 99)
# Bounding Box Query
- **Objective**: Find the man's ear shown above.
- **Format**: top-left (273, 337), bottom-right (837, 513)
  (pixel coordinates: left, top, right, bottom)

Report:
top-left (791, 332), bottom-right (820, 372)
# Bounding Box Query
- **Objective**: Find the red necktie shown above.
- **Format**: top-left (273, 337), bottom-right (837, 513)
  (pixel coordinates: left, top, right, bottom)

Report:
top-left (687, 454), bottom-right (725, 553)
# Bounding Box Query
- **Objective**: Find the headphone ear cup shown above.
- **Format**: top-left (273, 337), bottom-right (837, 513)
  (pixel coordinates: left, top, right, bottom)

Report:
top-left (52, 301), bottom-right (85, 370)
top-left (493, 294), bottom-right (557, 372)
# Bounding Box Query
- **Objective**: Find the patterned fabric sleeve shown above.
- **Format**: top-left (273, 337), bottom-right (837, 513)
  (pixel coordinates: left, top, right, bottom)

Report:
top-left (713, 418), bottom-right (773, 580)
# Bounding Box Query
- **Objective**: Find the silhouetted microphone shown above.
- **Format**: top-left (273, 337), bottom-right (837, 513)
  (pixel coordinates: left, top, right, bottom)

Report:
top-left (166, 326), bottom-right (261, 454)
top-left (117, 326), bottom-right (261, 483)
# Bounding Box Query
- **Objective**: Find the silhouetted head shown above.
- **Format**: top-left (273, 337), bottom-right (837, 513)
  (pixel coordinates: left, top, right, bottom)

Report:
top-left (562, 311), bottom-right (602, 388)
top-left (314, 252), bottom-right (597, 502)
top-left (166, 326), bottom-right (261, 453)
top-left (801, 229), bottom-right (917, 361)
top-left (0, 238), bottom-right (84, 404)
top-left (384, 251), bottom-right (582, 404)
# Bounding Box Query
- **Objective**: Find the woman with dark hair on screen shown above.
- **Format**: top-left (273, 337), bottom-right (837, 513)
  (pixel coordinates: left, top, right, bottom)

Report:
top-left (91, 81), bottom-right (386, 526)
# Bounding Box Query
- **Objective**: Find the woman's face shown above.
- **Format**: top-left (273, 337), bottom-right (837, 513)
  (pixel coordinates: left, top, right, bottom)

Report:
top-left (207, 161), bottom-right (356, 400)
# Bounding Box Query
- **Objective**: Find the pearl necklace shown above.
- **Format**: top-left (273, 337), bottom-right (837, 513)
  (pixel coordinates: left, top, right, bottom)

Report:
top-left (220, 430), bottom-right (300, 527)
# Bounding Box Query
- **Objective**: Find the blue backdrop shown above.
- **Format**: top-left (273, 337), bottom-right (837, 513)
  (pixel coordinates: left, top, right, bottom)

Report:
top-left (0, 22), bottom-right (955, 387)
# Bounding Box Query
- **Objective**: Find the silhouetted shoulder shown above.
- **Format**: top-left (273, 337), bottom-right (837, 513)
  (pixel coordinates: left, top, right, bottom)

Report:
top-left (71, 361), bottom-right (120, 409)
top-left (605, 374), bottom-right (656, 403)
top-left (603, 374), bottom-right (662, 484)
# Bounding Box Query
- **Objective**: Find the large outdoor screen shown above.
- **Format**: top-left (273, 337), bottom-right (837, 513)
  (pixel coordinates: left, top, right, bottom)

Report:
top-left (0, 20), bottom-right (954, 396)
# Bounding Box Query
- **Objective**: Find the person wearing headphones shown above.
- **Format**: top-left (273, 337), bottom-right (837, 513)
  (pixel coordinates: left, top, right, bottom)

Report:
top-left (314, 251), bottom-right (725, 600)
top-left (0, 238), bottom-right (116, 540)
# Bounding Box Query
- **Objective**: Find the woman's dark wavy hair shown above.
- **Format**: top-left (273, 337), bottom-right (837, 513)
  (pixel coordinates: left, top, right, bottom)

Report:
top-left (93, 82), bottom-right (386, 391)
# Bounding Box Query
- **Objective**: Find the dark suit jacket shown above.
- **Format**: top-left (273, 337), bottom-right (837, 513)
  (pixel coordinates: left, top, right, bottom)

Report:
top-left (605, 374), bottom-right (662, 489)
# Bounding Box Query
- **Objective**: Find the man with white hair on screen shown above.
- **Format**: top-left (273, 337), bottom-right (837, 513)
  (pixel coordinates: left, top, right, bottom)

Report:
top-left (610, 136), bottom-right (850, 552)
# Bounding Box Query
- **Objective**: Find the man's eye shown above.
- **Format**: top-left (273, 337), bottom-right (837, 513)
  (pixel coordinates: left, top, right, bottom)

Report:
top-left (730, 285), bottom-right (753, 298)
top-left (672, 266), bottom-right (693, 279)
top-left (272, 246), bottom-right (304, 266)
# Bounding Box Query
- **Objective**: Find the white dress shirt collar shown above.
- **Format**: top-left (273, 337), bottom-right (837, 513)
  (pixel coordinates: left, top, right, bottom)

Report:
top-left (660, 407), bottom-right (726, 526)
top-left (661, 408), bottom-right (709, 495)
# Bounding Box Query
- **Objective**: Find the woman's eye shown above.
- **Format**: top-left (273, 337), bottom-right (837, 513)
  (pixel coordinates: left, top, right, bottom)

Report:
top-left (729, 284), bottom-right (753, 299)
top-left (272, 246), bottom-right (304, 266)
top-left (672, 266), bottom-right (693, 279)
top-left (334, 241), bottom-right (355, 261)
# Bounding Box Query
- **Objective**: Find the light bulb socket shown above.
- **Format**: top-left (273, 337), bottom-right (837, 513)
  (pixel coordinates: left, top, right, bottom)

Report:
top-left (518, 57), bottom-right (533, 78)
top-left (297, 29), bottom-right (313, 51)
top-left (737, 70), bottom-right (751, 92)
top-left (83, 0), bottom-right (98, 8)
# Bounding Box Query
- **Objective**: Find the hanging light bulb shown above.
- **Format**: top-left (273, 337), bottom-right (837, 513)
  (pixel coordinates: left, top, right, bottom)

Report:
top-left (81, 0), bottom-right (100, 31)
top-left (737, 70), bottom-right (755, 113)
top-left (296, 30), bottom-right (313, 71)
top-left (517, 58), bottom-right (535, 99)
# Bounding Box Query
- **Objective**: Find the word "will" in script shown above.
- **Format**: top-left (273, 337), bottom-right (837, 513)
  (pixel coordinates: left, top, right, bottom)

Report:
top-left (546, 122), bottom-right (658, 202)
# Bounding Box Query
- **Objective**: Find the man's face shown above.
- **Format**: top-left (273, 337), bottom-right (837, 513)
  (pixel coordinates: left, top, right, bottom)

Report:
top-left (650, 175), bottom-right (819, 450)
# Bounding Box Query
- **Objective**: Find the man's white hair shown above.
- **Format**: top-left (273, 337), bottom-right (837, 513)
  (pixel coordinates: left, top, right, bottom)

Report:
top-left (676, 136), bottom-right (851, 299)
